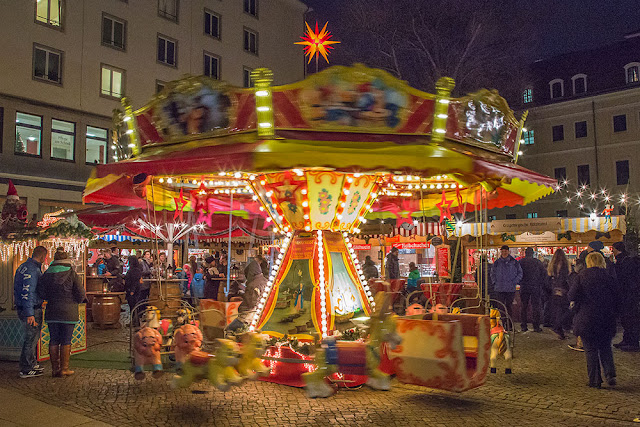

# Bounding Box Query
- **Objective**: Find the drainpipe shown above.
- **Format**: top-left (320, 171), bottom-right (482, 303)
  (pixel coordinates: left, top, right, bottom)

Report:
top-left (592, 100), bottom-right (600, 188)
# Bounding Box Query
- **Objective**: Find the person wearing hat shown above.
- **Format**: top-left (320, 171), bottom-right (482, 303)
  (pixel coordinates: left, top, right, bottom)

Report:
top-left (490, 245), bottom-right (523, 330)
top-left (612, 241), bottom-right (640, 352)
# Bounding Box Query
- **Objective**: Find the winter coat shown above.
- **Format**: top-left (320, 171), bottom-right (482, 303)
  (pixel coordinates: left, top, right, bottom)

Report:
top-left (191, 273), bottom-right (205, 298)
top-left (140, 259), bottom-right (152, 280)
top-left (244, 259), bottom-right (263, 285)
top-left (13, 258), bottom-right (44, 317)
top-left (105, 256), bottom-right (124, 291)
top-left (490, 255), bottom-right (523, 293)
top-left (385, 253), bottom-right (400, 280)
top-left (362, 259), bottom-right (379, 280)
top-left (37, 260), bottom-right (85, 323)
top-left (568, 267), bottom-right (620, 341)
top-left (549, 267), bottom-right (570, 297)
top-left (260, 259), bottom-right (269, 278)
top-left (614, 253), bottom-right (640, 303)
top-left (518, 256), bottom-right (547, 294)
top-left (407, 269), bottom-right (420, 290)
top-left (124, 265), bottom-right (143, 297)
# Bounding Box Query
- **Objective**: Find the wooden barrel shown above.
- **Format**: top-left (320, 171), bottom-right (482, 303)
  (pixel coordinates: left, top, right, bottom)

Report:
top-left (86, 277), bottom-right (107, 293)
top-left (148, 280), bottom-right (183, 316)
top-left (92, 295), bottom-right (121, 326)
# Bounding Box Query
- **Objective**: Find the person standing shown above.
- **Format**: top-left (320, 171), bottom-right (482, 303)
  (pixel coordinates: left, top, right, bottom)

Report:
top-left (13, 246), bottom-right (48, 378)
top-left (385, 247), bottom-right (400, 280)
top-left (124, 255), bottom-right (144, 325)
top-left (37, 249), bottom-right (86, 377)
top-left (103, 248), bottom-right (124, 292)
top-left (569, 252), bottom-right (620, 388)
top-left (518, 247), bottom-right (546, 333)
top-left (490, 245), bottom-right (523, 330)
top-left (611, 241), bottom-right (640, 352)
top-left (140, 251), bottom-right (153, 280)
top-left (244, 256), bottom-right (267, 310)
top-left (203, 255), bottom-right (219, 300)
top-left (548, 249), bottom-right (571, 339)
top-left (257, 254), bottom-right (269, 278)
top-left (362, 255), bottom-right (379, 280)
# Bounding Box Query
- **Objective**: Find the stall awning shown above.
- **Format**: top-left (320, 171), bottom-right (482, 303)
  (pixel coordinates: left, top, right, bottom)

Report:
top-left (457, 215), bottom-right (626, 237)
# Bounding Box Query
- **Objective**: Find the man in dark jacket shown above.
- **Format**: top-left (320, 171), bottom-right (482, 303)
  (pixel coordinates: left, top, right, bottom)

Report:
top-left (103, 248), bottom-right (124, 291)
top-left (518, 247), bottom-right (546, 332)
top-left (363, 256), bottom-right (379, 280)
top-left (13, 246), bottom-right (48, 378)
top-left (490, 245), bottom-right (523, 330)
top-left (612, 241), bottom-right (640, 351)
top-left (385, 247), bottom-right (400, 280)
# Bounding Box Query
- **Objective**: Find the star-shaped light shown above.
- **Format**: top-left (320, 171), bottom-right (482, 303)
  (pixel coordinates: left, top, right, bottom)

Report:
top-left (295, 21), bottom-right (340, 64)
top-left (435, 190), bottom-right (453, 223)
top-left (173, 188), bottom-right (189, 221)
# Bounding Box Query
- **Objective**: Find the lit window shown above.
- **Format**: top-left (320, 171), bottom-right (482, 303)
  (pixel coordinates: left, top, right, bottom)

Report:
top-left (625, 62), bottom-right (640, 84)
top-left (487, 215), bottom-right (496, 222)
top-left (572, 74), bottom-right (587, 94)
top-left (549, 79), bottom-right (563, 99)
top-left (243, 28), bottom-right (258, 55)
top-left (243, 67), bottom-right (254, 88)
top-left (102, 14), bottom-right (126, 50)
top-left (244, 0), bottom-right (258, 17)
top-left (51, 119), bottom-right (75, 161)
top-left (527, 212), bottom-right (538, 219)
top-left (36, 0), bottom-right (62, 27)
top-left (33, 44), bottom-right (62, 84)
top-left (203, 53), bottom-right (220, 80)
top-left (101, 65), bottom-right (124, 98)
top-left (158, 0), bottom-right (178, 22)
top-left (15, 112), bottom-right (42, 156)
top-left (522, 129), bottom-right (534, 145)
top-left (556, 210), bottom-right (568, 217)
top-left (523, 88), bottom-right (532, 103)
top-left (86, 126), bottom-right (108, 164)
top-left (157, 35), bottom-right (177, 66)
top-left (613, 114), bottom-right (627, 132)
top-left (204, 9), bottom-right (220, 39)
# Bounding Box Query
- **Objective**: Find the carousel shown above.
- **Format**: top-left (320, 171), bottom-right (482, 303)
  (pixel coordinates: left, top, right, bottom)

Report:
top-left (83, 64), bottom-right (556, 393)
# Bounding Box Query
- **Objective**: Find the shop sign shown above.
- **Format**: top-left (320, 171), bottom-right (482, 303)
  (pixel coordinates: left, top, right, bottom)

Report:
top-left (392, 242), bottom-right (430, 250)
top-left (515, 231), bottom-right (557, 243)
top-left (352, 244), bottom-right (371, 250)
top-left (490, 218), bottom-right (561, 233)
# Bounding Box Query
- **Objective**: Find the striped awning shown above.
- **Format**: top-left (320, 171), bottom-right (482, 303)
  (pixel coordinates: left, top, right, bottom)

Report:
top-left (357, 221), bottom-right (443, 239)
top-left (458, 215), bottom-right (625, 237)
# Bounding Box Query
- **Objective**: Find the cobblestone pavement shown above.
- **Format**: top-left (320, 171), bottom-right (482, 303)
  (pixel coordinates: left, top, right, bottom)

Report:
top-left (1, 327), bottom-right (639, 426)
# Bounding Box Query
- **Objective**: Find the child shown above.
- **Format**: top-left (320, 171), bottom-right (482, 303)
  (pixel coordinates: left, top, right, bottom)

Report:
top-left (190, 267), bottom-right (205, 305)
top-left (406, 262), bottom-right (421, 304)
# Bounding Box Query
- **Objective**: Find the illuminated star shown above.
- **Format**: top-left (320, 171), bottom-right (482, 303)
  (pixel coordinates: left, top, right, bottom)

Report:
top-left (173, 188), bottom-right (189, 221)
top-left (435, 190), bottom-right (453, 223)
top-left (295, 21), bottom-right (340, 64)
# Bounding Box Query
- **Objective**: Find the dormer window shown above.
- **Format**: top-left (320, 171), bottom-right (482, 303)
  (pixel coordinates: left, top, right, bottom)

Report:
top-left (523, 87), bottom-right (533, 104)
top-left (549, 79), bottom-right (564, 99)
top-left (572, 74), bottom-right (587, 94)
top-left (625, 62), bottom-right (640, 84)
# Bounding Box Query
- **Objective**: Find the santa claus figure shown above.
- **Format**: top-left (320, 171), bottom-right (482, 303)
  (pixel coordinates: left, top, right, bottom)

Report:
top-left (0, 180), bottom-right (28, 233)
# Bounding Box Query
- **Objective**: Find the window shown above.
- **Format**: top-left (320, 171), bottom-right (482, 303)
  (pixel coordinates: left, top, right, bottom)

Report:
top-left (243, 67), bottom-right (254, 88)
top-left (522, 129), bottom-right (534, 145)
top-left (244, 0), bottom-right (258, 17)
top-left (156, 80), bottom-right (166, 93)
top-left (243, 28), bottom-right (258, 55)
top-left (549, 79), bottom-right (563, 99)
top-left (505, 213), bottom-right (517, 220)
top-left (572, 74), bottom-right (587, 94)
top-left (522, 88), bottom-right (532, 104)
top-left (157, 35), bottom-right (177, 66)
top-left (86, 126), bottom-right (108, 164)
top-left (552, 125), bottom-right (564, 141)
top-left (102, 14), bottom-right (126, 50)
top-left (203, 53), bottom-right (220, 80)
top-left (613, 114), bottom-right (627, 132)
top-left (204, 9), bottom-right (220, 39)
top-left (15, 112), bottom-right (42, 156)
top-left (487, 215), bottom-right (497, 222)
top-left (625, 62), bottom-right (640, 84)
top-left (101, 64), bottom-right (124, 98)
top-left (33, 44), bottom-right (62, 84)
top-left (158, 0), bottom-right (178, 22)
top-left (50, 119), bottom-right (75, 161)
top-left (575, 121), bottom-right (587, 138)
top-left (616, 160), bottom-right (630, 185)
top-left (527, 212), bottom-right (538, 219)
top-left (554, 167), bottom-right (567, 182)
top-left (577, 164), bottom-right (590, 186)
top-left (36, 0), bottom-right (62, 27)
top-left (556, 210), bottom-right (568, 217)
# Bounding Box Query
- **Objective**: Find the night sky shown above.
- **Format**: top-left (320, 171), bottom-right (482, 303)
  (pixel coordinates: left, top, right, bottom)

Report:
top-left (301, 0), bottom-right (640, 60)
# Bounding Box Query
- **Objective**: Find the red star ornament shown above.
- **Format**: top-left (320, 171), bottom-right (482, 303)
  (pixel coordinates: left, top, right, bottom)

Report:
top-left (173, 188), bottom-right (189, 221)
top-left (190, 183), bottom-right (210, 215)
top-left (435, 190), bottom-right (453, 223)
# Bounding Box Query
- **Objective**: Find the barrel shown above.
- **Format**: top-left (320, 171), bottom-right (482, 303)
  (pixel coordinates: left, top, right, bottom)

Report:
top-left (92, 295), bottom-right (121, 327)
top-left (86, 277), bottom-right (107, 293)
top-left (148, 280), bottom-right (183, 316)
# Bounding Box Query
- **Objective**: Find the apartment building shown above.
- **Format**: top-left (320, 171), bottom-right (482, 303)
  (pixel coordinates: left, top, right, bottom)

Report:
top-left (492, 33), bottom-right (640, 220)
top-left (0, 0), bottom-right (306, 218)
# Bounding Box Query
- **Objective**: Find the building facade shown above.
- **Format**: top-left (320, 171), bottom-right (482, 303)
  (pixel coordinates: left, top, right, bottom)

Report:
top-left (491, 34), bottom-right (640, 220)
top-left (0, 0), bottom-right (306, 217)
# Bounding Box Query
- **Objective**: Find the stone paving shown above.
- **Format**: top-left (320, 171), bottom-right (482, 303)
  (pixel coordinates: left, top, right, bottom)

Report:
top-left (0, 327), bottom-right (639, 426)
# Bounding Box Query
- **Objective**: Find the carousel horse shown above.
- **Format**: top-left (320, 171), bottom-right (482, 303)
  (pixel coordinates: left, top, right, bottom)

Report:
top-left (142, 306), bottom-right (161, 329)
top-left (302, 291), bottom-right (402, 398)
top-left (235, 333), bottom-right (270, 379)
top-left (133, 327), bottom-right (164, 380)
top-left (489, 308), bottom-right (513, 374)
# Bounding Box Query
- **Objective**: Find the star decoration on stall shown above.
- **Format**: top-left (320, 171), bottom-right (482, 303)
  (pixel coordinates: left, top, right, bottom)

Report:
top-left (173, 188), bottom-right (189, 221)
top-left (436, 190), bottom-right (453, 223)
top-left (264, 173), bottom-right (305, 215)
top-left (295, 21), bottom-right (340, 64)
top-left (190, 183), bottom-right (210, 215)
